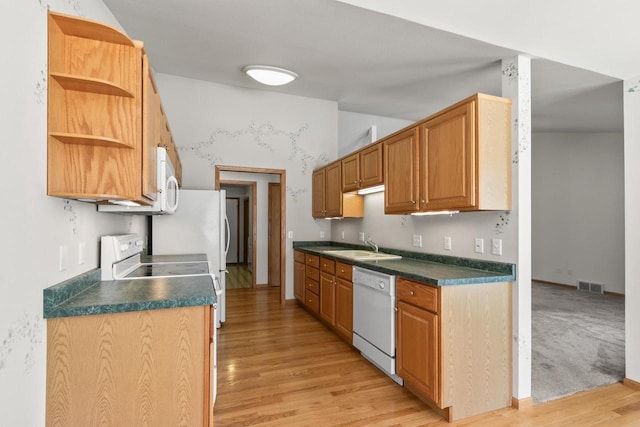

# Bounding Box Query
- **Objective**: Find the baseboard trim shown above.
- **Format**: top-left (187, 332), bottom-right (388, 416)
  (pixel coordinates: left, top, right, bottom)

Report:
top-left (511, 396), bottom-right (534, 410)
top-left (283, 299), bottom-right (298, 307)
top-left (532, 279), bottom-right (624, 297)
top-left (623, 378), bottom-right (640, 390)
top-left (404, 383), bottom-right (452, 422)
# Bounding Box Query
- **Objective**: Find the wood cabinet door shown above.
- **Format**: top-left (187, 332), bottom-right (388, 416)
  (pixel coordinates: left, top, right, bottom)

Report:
top-left (319, 272), bottom-right (336, 325)
top-left (142, 54), bottom-right (158, 202)
top-left (312, 168), bottom-right (326, 218)
top-left (360, 142), bottom-right (383, 188)
top-left (420, 101), bottom-right (475, 210)
top-left (342, 153), bottom-right (360, 192)
top-left (324, 161), bottom-right (343, 217)
top-left (294, 261), bottom-right (305, 302)
top-left (396, 301), bottom-right (439, 405)
top-left (335, 278), bottom-right (353, 342)
top-left (384, 127), bottom-right (420, 214)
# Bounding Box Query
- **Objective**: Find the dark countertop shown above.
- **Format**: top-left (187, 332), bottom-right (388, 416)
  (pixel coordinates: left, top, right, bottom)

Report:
top-left (44, 257), bottom-right (216, 319)
top-left (293, 241), bottom-right (515, 286)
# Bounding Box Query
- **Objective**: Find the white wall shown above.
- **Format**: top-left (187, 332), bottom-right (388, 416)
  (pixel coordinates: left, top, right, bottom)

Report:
top-left (338, 110), bottom-right (412, 156)
top-left (624, 78), bottom-right (640, 383)
top-left (0, 1), bottom-right (147, 425)
top-left (154, 74), bottom-right (338, 297)
top-left (532, 132), bottom-right (625, 294)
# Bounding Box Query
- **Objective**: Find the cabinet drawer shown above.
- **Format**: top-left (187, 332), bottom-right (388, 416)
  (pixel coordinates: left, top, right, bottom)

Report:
top-left (321, 257), bottom-right (335, 274)
top-left (306, 254), bottom-right (320, 268)
top-left (306, 278), bottom-right (320, 295)
top-left (294, 250), bottom-right (305, 263)
top-left (336, 262), bottom-right (353, 281)
top-left (306, 266), bottom-right (319, 282)
top-left (396, 278), bottom-right (438, 313)
top-left (305, 289), bottom-right (320, 313)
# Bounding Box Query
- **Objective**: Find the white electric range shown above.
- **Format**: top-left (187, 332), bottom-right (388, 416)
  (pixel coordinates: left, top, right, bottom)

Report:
top-left (100, 234), bottom-right (223, 327)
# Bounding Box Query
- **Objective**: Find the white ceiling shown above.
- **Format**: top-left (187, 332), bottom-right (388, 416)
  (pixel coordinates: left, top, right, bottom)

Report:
top-left (103, 0), bottom-right (623, 132)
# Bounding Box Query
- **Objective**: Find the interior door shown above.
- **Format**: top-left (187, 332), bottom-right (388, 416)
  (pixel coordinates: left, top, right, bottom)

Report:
top-left (268, 182), bottom-right (281, 287)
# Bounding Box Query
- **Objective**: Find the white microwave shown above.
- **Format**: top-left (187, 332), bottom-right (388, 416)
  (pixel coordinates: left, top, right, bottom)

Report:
top-left (99, 147), bottom-right (179, 215)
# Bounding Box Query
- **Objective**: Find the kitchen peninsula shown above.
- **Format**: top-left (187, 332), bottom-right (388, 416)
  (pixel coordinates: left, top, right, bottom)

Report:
top-left (294, 241), bottom-right (515, 422)
top-left (43, 266), bottom-right (216, 426)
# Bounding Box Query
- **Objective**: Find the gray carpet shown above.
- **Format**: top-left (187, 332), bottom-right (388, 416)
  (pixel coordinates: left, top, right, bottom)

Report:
top-left (531, 281), bottom-right (625, 403)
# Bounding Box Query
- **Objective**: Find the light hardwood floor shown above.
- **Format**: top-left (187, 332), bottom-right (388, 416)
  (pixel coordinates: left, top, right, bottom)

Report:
top-left (226, 263), bottom-right (253, 289)
top-left (215, 288), bottom-right (640, 426)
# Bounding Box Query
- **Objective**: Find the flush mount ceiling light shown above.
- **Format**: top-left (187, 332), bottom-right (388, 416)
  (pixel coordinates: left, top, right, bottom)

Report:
top-left (242, 65), bottom-right (299, 86)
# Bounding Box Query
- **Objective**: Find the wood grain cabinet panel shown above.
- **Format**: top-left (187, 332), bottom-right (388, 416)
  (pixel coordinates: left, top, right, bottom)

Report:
top-left (395, 277), bottom-right (512, 421)
top-left (294, 259), bottom-right (305, 302)
top-left (384, 127), bottom-right (420, 214)
top-left (397, 300), bottom-right (439, 404)
top-left (319, 272), bottom-right (336, 325)
top-left (383, 94), bottom-right (511, 214)
top-left (335, 277), bottom-right (353, 342)
top-left (312, 161), bottom-right (363, 219)
top-left (47, 12), bottom-right (181, 205)
top-left (46, 306), bottom-right (213, 427)
top-left (341, 142), bottom-right (383, 192)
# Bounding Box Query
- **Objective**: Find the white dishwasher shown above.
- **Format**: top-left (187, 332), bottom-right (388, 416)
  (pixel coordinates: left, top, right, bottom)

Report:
top-left (352, 267), bottom-right (403, 385)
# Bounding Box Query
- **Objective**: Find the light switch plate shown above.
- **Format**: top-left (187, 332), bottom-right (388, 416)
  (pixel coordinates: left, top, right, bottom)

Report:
top-left (474, 238), bottom-right (484, 254)
top-left (320, 231), bottom-right (325, 238)
top-left (444, 236), bottom-right (452, 251)
top-left (359, 232), bottom-right (365, 242)
top-left (59, 245), bottom-right (68, 271)
top-left (78, 242), bottom-right (86, 265)
top-left (287, 231), bottom-right (293, 239)
top-left (412, 234), bottom-right (422, 247)
top-left (491, 238), bottom-right (502, 256)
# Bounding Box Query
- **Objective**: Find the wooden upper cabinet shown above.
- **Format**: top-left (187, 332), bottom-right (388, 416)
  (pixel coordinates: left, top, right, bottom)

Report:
top-left (324, 161), bottom-right (343, 217)
top-left (384, 127), bottom-right (420, 214)
top-left (384, 94), bottom-right (511, 214)
top-left (312, 162), bottom-right (363, 219)
top-left (47, 12), bottom-right (182, 205)
top-left (47, 12), bottom-right (152, 204)
top-left (312, 168), bottom-right (326, 218)
top-left (419, 101), bottom-right (475, 210)
top-left (142, 53), bottom-right (158, 201)
top-left (341, 153), bottom-right (360, 192)
top-left (341, 143), bottom-right (383, 192)
top-left (360, 143), bottom-right (384, 188)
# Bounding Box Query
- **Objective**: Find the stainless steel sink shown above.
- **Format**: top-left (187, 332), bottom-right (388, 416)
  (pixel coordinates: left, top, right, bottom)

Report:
top-left (322, 249), bottom-right (401, 261)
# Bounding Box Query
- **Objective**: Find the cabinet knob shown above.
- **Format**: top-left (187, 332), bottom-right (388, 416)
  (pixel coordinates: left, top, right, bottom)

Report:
top-left (409, 290), bottom-right (415, 296)
top-left (353, 180), bottom-right (357, 184)
top-left (411, 200), bottom-right (416, 204)
top-left (421, 200), bottom-right (426, 204)
top-left (394, 307), bottom-right (398, 312)
top-left (341, 269), bottom-right (345, 273)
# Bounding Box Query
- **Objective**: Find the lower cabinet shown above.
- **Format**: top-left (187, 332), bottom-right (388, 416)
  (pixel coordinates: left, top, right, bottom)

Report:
top-left (46, 305), bottom-right (214, 427)
top-left (294, 251), bottom-right (353, 344)
top-left (396, 300), bottom-right (439, 404)
top-left (396, 277), bottom-right (512, 422)
top-left (294, 251), bottom-right (305, 301)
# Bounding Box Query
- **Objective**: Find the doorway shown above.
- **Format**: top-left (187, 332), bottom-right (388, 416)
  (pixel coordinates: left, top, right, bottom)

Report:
top-left (216, 166), bottom-right (287, 304)
top-left (219, 182), bottom-right (257, 289)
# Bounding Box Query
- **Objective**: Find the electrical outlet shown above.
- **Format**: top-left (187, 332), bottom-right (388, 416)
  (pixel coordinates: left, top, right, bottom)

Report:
top-left (59, 245), bottom-right (68, 271)
top-left (555, 268), bottom-right (562, 274)
top-left (78, 242), bottom-right (85, 265)
top-left (412, 235), bottom-right (422, 248)
top-left (491, 238), bottom-right (502, 256)
top-left (443, 236), bottom-right (452, 251)
top-left (320, 231), bottom-right (325, 238)
top-left (359, 232), bottom-right (365, 242)
top-left (341, 230), bottom-right (345, 240)
top-left (474, 238), bottom-right (484, 254)
top-left (287, 231), bottom-right (293, 239)
top-left (568, 269), bottom-right (574, 276)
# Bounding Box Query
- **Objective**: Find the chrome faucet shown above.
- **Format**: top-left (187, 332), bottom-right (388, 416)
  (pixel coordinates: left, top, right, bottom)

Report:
top-left (364, 236), bottom-right (379, 253)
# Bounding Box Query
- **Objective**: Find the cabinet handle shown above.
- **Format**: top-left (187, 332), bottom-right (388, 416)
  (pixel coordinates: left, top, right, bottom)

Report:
top-left (409, 290), bottom-right (415, 296)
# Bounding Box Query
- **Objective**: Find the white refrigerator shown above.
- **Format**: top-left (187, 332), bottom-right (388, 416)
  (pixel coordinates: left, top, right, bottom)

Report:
top-left (152, 189), bottom-right (229, 326)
